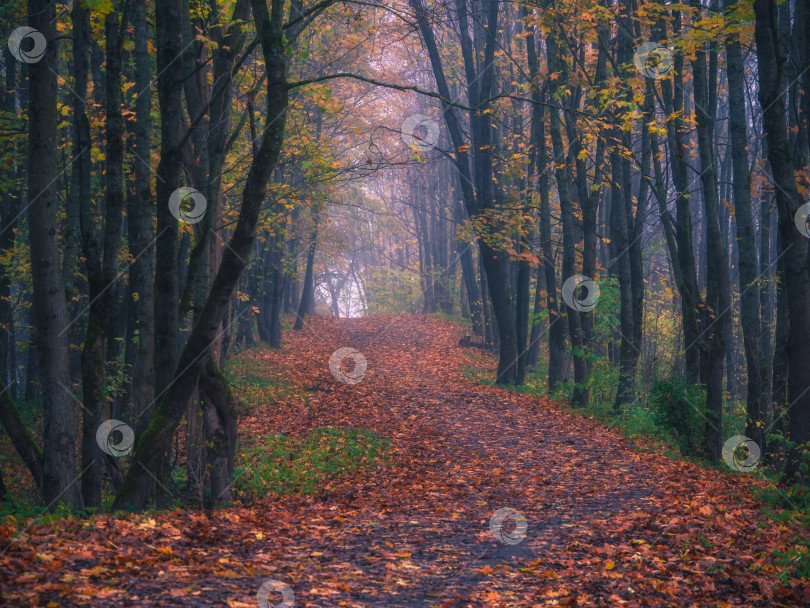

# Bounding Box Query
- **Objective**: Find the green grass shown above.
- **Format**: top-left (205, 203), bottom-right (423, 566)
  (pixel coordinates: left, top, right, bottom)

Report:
top-left (475, 351), bottom-right (810, 581)
top-left (430, 311), bottom-right (473, 331)
top-left (234, 426), bottom-right (391, 497)
top-left (224, 344), bottom-right (306, 410)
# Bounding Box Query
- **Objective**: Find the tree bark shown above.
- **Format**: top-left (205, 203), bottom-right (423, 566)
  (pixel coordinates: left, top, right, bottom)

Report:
top-left (726, 0), bottom-right (767, 453)
top-left (755, 0), bottom-right (810, 483)
top-left (114, 0), bottom-right (291, 510)
top-left (691, 13), bottom-right (731, 462)
top-left (79, 3), bottom-right (130, 510)
top-left (129, 0), bottom-right (156, 435)
top-left (27, 0), bottom-right (83, 509)
top-left (294, 213), bottom-right (319, 330)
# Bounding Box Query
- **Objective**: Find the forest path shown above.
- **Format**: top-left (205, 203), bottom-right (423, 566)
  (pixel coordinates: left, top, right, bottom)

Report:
top-left (277, 315), bottom-right (660, 607)
top-left (1, 316), bottom-right (807, 607)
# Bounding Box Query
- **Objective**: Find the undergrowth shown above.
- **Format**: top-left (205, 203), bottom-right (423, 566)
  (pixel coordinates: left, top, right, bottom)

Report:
top-left (234, 426), bottom-right (390, 498)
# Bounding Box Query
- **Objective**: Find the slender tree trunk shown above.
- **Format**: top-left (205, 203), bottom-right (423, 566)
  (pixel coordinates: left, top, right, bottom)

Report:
top-left (755, 0), bottom-right (810, 483)
top-left (772, 226), bottom-right (789, 443)
top-left (515, 238), bottom-right (531, 384)
top-left (692, 15), bottom-right (731, 462)
top-left (294, 214), bottom-right (319, 330)
top-left (0, 48), bottom-right (20, 403)
top-left (452, 199), bottom-right (484, 336)
top-left (269, 231), bottom-right (286, 348)
top-left (130, 0), bottom-right (155, 434)
top-left (547, 33), bottom-right (587, 404)
top-left (726, 0), bottom-right (767, 452)
top-left (522, 8), bottom-right (547, 376)
top-left (611, 149), bottom-right (636, 410)
top-left (529, 83), bottom-right (566, 388)
top-left (153, 0), bottom-right (183, 401)
top-left (114, 0), bottom-right (290, 511)
top-left (79, 6), bottom-right (130, 509)
top-left (659, 12), bottom-right (702, 382)
top-left (27, 0), bottom-right (83, 509)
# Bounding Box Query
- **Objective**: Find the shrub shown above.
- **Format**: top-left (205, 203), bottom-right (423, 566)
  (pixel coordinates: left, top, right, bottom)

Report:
top-left (648, 379), bottom-right (707, 457)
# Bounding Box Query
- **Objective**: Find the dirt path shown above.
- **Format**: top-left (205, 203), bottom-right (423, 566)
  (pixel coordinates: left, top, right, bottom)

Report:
top-left (1, 316), bottom-right (808, 607)
top-left (286, 316), bottom-right (663, 607)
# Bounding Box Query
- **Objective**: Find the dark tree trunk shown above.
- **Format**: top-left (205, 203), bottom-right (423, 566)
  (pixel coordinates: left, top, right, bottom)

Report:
top-left (153, 0), bottom-right (183, 401)
top-left (692, 15), bottom-right (731, 463)
top-left (294, 214), bottom-right (319, 330)
top-left (129, 0), bottom-right (156, 435)
top-left (547, 33), bottom-right (587, 405)
top-left (63, 1), bottom-right (90, 368)
top-left (523, 10), bottom-right (557, 378)
top-left (199, 356), bottom-right (237, 506)
top-left (114, 0), bottom-right (290, 511)
top-left (529, 80), bottom-right (565, 388)
top-left (727, 0), bottom-right (767, 453)
top-left (659, 12), bottom-right (702, 382)
top-left (526, 258), bottom-right (544, 369)
top-left (515, 241), bottom-right (531, 384)
top-left (79, 4), bottom-right (130, 510)
top-left (452, 199), bottom-right (484, 337)
top-left (755, 0), bottom-right (810, 483)
top-left (0, 48), bottom-right (20, 401)
top-left (772, 226), bottom-right (789, 442)
top-left (27, 0), bottom-right (83, 509)
top-left (610, 150), bottom-right (636, 410)
top-left (269, 233), bottom-right (286, 348)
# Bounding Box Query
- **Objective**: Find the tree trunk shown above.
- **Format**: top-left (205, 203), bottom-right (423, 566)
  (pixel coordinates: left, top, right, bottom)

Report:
top-left (0, 48), bottom-right (21, 404)
top-left (153, 0), bottom-right (184, 403)
top-left (610, 150), bottom-right (636, 410)
top-left (659, 12), bottom-right (702, 382)
top-left (547, 33), bottom-right (587, 405)
top-left (27, 0), bottom-right (83, 509)
top-left (726, 0), bottom-right (767, 452)
top-left (129, 0), bottom-right (156, 435)
top-left (79, 4), bottom-right (130, 510)
top-left (199, 356), bottom-right (237, 506)
top-left (755, 0), bottom-right (810, 483)
top-left (515, 239), bottom-right (531, 384)
top-left (692, 16), bottom-right (731, 462)
top-left (294, 214), bottom-right (319, 330)
top-left (113, 0), bottom-right (290, 510)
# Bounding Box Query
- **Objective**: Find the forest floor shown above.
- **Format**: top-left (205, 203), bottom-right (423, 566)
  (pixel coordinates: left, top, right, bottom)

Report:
top-left (1, 315), bottom-right (809, 607)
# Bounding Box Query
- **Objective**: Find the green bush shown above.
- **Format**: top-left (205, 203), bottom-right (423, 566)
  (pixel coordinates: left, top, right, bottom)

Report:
top-left (648, 379), bottom-right (707, 456)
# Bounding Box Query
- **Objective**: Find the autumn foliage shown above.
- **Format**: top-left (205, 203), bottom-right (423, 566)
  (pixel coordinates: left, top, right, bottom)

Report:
top-left (1, 317), bottom-right (808, 606)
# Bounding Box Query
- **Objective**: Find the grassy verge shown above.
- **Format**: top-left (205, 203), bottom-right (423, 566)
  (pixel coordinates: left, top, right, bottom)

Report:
top-left (459, 345), bottom-right (810, 581)
top-left (234, 426), bottom-right (391, 497)
top-left (224, 344), bottom-right (307, 410)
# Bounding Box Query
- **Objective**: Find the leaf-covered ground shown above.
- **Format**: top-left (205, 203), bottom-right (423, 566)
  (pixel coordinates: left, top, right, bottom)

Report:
top-left (2, 315), bottom-right (809, 607)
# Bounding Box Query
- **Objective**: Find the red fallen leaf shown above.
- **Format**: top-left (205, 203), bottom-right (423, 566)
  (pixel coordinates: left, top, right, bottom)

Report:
top-left (1, 316), bottom-right (808, 607)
